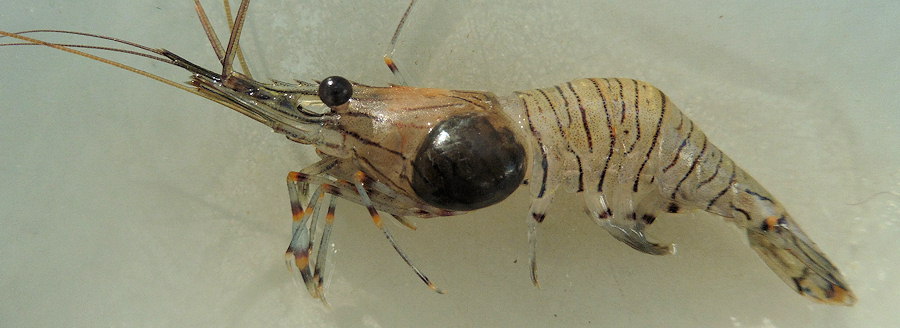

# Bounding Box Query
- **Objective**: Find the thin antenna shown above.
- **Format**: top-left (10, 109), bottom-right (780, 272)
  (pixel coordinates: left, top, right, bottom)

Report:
top-left (0, 30), bottom-right (195, 94)
top-left (221, 0), bottom-right (251, 77)
top-left (223, 0), bottom-right (254, 78)
top-left (192, 0), bottom-right (227, 62)
top-left (383, 0), bottom-right (417, 86)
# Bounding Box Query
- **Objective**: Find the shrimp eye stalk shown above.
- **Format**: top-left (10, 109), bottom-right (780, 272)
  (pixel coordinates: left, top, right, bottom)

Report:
top-left (318, 76), bottom-right (353, 107)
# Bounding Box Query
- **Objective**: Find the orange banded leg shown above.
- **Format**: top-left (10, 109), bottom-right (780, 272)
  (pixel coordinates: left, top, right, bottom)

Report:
top-left (285, 174), bottom-right (327, 299)
top-left (286, 169), bottom-right (433, 299)
top-left (285, 180), bottom-right (341, 304)
top-left (350, 172), bottom-right (421, 230)
top-left (311, 185), bottom-right (339, 304)
top-left (294, 170), bottom-right (417, 233)
top-left (307, 160), bottom-right (434, 227)
top-left (353, 171), bottom-right (444, 294)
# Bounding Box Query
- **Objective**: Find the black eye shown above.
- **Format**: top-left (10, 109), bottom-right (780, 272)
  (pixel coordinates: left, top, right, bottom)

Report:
top-left (318, 76), bottom-right (353, 107)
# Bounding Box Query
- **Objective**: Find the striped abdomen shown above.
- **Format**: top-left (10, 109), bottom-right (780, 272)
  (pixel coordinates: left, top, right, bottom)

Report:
top-left (512, 77), bottom-right (742, 216)
top-left (509, 78), bottom-right (855, 305)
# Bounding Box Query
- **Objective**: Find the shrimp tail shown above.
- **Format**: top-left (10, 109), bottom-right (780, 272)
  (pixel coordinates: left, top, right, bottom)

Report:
top-left (712, 169), bottom-right (857, 305)
top-left (743, 201), bottom-right (857, 305)
top-left (641, 88), bottom-right (857, 305)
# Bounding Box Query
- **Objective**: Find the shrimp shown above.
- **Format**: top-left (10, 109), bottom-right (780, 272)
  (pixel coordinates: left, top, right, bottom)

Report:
top-left (0, 0), bottom-right (855, 306)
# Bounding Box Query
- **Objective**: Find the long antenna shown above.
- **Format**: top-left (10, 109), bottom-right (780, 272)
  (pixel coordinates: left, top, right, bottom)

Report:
top-left (0, 30), bottom-right (195, 94)
top-left (383, 0), bottom-right (417, 86)
top-left (221, 0), bottom-right (251, 77)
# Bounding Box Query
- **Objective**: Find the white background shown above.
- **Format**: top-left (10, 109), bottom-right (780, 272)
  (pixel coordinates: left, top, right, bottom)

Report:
top-left (1, 1), bottom-right (897, 327)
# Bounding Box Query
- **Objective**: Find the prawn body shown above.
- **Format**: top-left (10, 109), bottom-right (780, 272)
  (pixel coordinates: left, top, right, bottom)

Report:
top-left (194, 63), bottom-right (854, 304)
top-left (0, 0), bottom-right (855, 307)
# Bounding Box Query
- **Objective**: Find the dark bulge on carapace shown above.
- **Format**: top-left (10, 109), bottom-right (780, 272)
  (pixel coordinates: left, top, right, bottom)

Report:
top-left (411, 113), bottom-right (526, 211)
